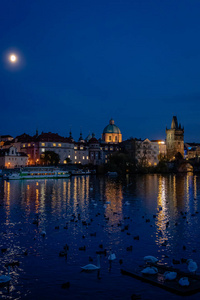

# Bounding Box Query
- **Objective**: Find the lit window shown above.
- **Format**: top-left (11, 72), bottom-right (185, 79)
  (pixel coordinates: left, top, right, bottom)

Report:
top-left (79, 161), bottom-right (81, 164)
top-left (80, 146), bottom-right (83, 150)
top-left (86, 156), bottom-right (89, 159)
top-left (64, 160), bottom-right (66, 164)
top-left (23, 144), bottom-right (25, 147)
top-left (58, 143), bottom-right (61, 147)
top-left (41, 148), bottom-right (45, 152)
top-left (53, 143), bottom-right (56, 147)
top-left (68, 155), bottom-right (70, 158)
top-left (75, 156), bottom-right (77, 159)
top-left (41, 143), bottom-right (45, 146)
top-left (74, 146), bottom-right (77, 149)
top-left (83, 156), bottom-right (85, 159)
top-left (110, 147), bottom-right (113, 151)
top-left (28, 143), bottom-right (31, 147)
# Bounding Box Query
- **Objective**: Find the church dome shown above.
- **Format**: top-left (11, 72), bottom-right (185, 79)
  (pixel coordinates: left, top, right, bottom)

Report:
top-left (103, 119), bottom-right (121, 134)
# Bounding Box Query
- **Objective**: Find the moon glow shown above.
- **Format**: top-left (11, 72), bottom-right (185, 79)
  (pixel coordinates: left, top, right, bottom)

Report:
top-left (9, 54), bottom-right (17, 62)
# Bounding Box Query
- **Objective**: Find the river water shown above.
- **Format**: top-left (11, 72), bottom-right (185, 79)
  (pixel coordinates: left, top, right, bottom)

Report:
top-left (0, 174), bottom-right (200, 300)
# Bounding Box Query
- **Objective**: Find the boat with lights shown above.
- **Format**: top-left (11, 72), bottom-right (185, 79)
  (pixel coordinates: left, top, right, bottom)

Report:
top-left (4, 167), bottom-right (71, 180)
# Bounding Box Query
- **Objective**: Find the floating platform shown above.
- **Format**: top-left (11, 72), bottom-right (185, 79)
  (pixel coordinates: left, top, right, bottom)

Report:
top-left (121, 264), bottom-right (200, 296)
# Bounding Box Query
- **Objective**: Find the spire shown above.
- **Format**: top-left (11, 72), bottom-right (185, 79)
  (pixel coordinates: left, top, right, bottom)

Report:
top-left (69, 129), bottom-right (72, 139)
top-left (171, 116), bottom-right (178, 129)
top-left (79, 130), bottom-right (84, 142)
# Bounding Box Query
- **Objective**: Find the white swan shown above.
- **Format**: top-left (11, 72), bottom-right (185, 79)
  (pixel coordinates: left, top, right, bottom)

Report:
top-left (81, 255), bottom-right (100, 271)
top-left (41, 230), bottom-right (46, 237)
top-left (179, 277), bottom-right (190, 286)
top-left (144, 256), bottom-right (158, 263)
top-left (108, 250), bottom-right (116, 261)
top-left (0, 267), bottom-right (11, 285)
top-left (124, 201), bottom-right (130, 206)
top-left (141, 267), bottom-right (158, 275)
top-left (164, 271), bottom-right (177, 280)
top-left (187, 259), bottom-right (198, 273)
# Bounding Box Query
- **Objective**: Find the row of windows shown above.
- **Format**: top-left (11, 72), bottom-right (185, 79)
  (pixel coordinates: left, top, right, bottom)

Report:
top-left (8, 157), bottom-right (24, 161)
top-left (108, 136), bottom-right (118, 141)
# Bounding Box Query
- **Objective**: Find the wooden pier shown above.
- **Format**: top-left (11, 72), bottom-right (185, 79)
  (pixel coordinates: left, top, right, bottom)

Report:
top-left (121, 264), bottom-right (200, 296)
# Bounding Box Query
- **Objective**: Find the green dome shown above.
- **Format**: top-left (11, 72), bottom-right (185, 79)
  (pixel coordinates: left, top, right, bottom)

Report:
top-left (103, 119), bottom-right (121, 134)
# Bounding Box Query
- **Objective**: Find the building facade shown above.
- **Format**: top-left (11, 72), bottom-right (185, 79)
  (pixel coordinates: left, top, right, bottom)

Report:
top-left (136, 139), bottom-right (166, 166)
top-left (0, 146), bottom-right (28, 168)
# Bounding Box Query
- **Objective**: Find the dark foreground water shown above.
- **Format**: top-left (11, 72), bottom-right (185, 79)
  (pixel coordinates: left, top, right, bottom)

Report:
top-left (0, 174), bottom-right (200, 300)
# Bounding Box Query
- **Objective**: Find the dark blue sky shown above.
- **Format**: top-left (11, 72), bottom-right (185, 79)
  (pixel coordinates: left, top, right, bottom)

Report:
top-left (1, 0), bottom-right (200, 142)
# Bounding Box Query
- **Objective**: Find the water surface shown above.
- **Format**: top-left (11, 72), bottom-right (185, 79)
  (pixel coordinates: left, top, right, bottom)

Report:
top-left (0, 174), bottom-right (200, 299)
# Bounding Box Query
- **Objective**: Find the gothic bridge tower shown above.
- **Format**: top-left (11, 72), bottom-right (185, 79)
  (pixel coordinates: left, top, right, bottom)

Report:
top-left (166, 116), bottom-right (184, 160)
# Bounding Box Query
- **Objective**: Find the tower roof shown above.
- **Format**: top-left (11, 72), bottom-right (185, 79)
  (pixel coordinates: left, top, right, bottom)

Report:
top-left (171, 116), bottom-right (178, 129)
top-left (103, 119), bottom-right (121, 134)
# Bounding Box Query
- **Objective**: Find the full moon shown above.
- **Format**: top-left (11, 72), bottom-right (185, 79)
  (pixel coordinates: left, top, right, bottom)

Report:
top-left (9, 54), bottom-right (17, 62)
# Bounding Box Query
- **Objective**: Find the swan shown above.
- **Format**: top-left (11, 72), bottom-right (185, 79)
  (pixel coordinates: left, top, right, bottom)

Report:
top-left (41, 231), bottom-right (46, 237)
top-left (187, 259), bottom-right (198, 273)
top-left (108, 250), bottom-right (116, 261)
top-left (81, 255), bottom-right (100, 271)
top-left (0, 267), bottom-right (11, 285)
top-left (141, 267), bottom-right (158, 275)
top-left (124, 201), bottom-right (130, 206)
top-left (144, 256), bottom-right (158, 263)
top-left (179, 277), bottom-right (190, 286)
top-left (164, 271), bottom-right (177, 280)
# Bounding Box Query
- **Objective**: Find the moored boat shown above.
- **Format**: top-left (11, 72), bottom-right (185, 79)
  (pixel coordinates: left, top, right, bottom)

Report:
top-left (4, 167), bottom-right (71, 180)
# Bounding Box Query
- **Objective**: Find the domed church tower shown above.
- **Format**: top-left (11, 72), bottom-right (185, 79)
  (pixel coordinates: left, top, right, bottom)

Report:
top-left (102, 119), bottom-right (122, 143)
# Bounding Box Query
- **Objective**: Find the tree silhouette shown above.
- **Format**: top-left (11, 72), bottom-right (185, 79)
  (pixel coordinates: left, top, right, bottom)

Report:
top-left (40, 151), bottom-right (60, 165)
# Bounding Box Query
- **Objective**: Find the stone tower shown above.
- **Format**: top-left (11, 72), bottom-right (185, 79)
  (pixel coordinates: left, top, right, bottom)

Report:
top-left (166, 116), bottom-right (184, 160)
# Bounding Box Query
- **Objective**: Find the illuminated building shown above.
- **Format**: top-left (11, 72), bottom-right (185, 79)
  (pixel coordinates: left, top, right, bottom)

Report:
top-left (102, 119), bottom-right (122, 143)
top-left (166, 116), bottom-right (184, 160)
top-left (136, 139), bottom-right (166, 166)
top-left (0, 146), bottom-right (28, 168)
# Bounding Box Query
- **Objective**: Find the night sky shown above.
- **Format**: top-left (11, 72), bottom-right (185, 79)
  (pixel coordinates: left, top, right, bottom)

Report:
top-left (1, 0), bottom-right (200, 142)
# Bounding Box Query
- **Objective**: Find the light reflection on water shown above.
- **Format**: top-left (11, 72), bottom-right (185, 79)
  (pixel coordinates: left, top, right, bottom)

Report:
top-left (0, 174), bottom-right (200, 299)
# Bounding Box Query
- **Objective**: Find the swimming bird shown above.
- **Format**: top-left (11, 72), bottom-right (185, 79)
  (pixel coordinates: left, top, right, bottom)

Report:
top-left (144, 256), bottom-right (158, 263)
top-left (124, 201), bottom-right (130, 206)
top-left (0, 267), bottom-right (11, 285)
top-left (41, 230), bottom-right (46, 237)
top-left (164, 271), bottom-right (177, 280)
top-left (81, 255), bottom-right (100, 271)
top-left (108, 250), bottom-right (116, 261)
top-left (179, 277), bottom-right (190, 286)
top-left (187, 259), bottom-right (198, 273)
top-left (141, 267), bottom-right (158, 275)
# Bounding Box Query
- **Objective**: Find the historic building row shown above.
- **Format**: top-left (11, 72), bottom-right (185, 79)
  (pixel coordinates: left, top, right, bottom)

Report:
top-left (0, 116), bottom-right (199, 168)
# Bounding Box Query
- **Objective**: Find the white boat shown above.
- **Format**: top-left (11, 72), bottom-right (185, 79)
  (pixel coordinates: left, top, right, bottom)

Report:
top-left (5, 167), bottom-right (71, 180)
